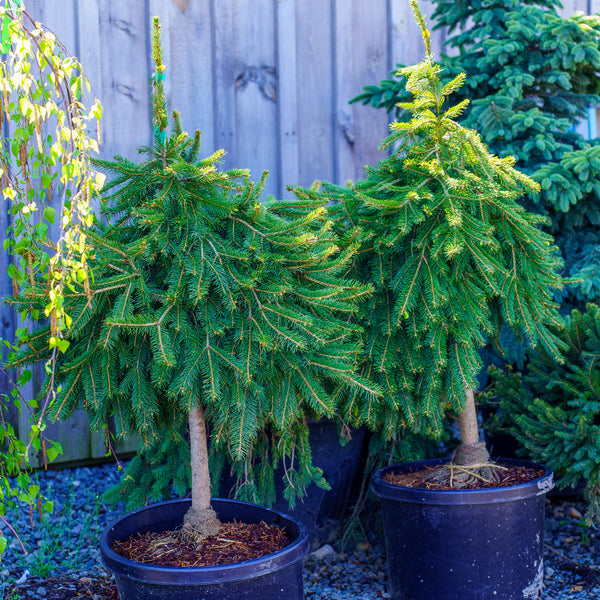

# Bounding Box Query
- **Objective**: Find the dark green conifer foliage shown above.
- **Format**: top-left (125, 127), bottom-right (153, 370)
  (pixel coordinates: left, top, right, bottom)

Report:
top-left (12, 19), bottom-right (377, 514)
top-left (489, 304), bottom-right (600, 523)
top-left (292, 1), bottom-right (565, 462)
top-left (430, 0), bottom-right (600, 508)
top-left (353, 0), bottom-right (600, 309)
top-left (353, 1), bottom-right (600, 501)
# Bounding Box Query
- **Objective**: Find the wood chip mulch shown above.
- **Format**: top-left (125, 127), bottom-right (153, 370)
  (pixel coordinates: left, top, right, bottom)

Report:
top-left (5, 521), bottom-right (291, 599)
top-left (384, 462), bottom-right (546, 490)
top-left (111, 520), bottom-right (292, 567)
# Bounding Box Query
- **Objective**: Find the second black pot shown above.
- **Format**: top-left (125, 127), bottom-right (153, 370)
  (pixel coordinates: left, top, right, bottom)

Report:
top-left (100, 498), bottom-right (309, 600)
top-left (372, 458), bottom-right (554, 600)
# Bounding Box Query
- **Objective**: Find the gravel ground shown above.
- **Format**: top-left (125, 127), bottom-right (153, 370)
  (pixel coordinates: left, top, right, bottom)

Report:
top-left (0, 462), bottom-right (598, 599)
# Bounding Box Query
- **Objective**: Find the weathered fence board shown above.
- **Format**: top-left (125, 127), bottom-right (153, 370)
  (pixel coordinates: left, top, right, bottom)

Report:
top-left (236, 1), bottom-right (279, 195)
top-left (5, 0), bottom-right (593, 465)
top-left (561, 0), bottom-right (591, 15)
top-left (296, 0), bottom-right (336, 188)
top-left (277, 0), bottom-right (300, 190)
top-left (97, 1), bottom-right (152, 161)
top-left (334, 0), bottom-right (390, 184)
top-left (153, 0), bottom-right (215, 160)
top-left (390, 0), bottom-right (445, 66)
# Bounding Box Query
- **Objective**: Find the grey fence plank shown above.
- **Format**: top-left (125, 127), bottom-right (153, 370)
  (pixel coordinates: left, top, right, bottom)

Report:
top-left (295, 0), bottom-right (335, 188)
top-left (75, 0), bottom-right (103, 177)
top-left (276, 0), bottom-right (300, 197)
top-left (0, 105), bottom-right (17, 463)
top-left (335, 0), bottom-right (390, 184)
top-left (153, 0), bottom-right (216, 157)
top-left (95, 0), bottom-right (152, 161)
top-left (561, 0), bottom-right (591, 15)
top-left (211, 0), bottom-right (238, 175)
top-left (389, 0), bottom-right (443, 70)
top-left (335, 0), bottom-right (362, 185)
top-left (234, 0), bottom-right (279, 196)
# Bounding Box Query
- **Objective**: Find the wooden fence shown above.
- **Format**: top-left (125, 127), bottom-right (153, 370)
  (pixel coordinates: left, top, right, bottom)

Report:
top-left (2, 0), bottom-right (595, 465)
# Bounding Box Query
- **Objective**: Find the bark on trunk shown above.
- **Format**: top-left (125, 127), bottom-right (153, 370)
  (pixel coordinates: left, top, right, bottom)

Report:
top-left (457, 388), bottom-right (480, 446)
top-left (182, 403), bottom-right (220, 542)
top-left (189, 403), bottom-right (213, 512)
top-left (453, 387), bottom-right (490, 467)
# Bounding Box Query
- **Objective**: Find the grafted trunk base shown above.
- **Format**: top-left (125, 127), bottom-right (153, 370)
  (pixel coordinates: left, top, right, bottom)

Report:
top-left (182, 506), bottom-right (221, 546)
top-left (422, 442), bottom-right (506, 489)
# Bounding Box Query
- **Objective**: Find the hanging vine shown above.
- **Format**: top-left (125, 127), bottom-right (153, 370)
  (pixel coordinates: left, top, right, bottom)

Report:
top-left (0, 0), bottom-right (102, 557)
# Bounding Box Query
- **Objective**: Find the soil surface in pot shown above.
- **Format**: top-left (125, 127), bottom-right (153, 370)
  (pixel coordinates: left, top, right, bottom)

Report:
top-left (111, 520), bottom-right (292, 567)
top-left (384, 462), bottom-right (545, 490)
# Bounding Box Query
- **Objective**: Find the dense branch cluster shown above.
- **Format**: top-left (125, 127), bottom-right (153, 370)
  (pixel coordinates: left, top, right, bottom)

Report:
top-left (14, 106), bottom-right (377, 509)
top-left (298, 44), bottom-right (564, 440)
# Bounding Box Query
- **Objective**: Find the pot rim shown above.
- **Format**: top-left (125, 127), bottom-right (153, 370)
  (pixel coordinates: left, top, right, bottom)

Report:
top-left (100, 497), bottom-right (309, 584)
top-left (371, 457), bottom-right (554, 505)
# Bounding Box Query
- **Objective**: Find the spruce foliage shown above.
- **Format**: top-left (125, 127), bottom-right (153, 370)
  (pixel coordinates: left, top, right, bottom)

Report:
top-left (489, 304), bottom-right (600, 523)
top-left (12, 19), bottom-right (377, 509)
top-left (291, 2), bottom-right (565, 444)
top-left (352, 0), bottom-right (600, 503)
top-left (353, 0), bottom-right (600, 309)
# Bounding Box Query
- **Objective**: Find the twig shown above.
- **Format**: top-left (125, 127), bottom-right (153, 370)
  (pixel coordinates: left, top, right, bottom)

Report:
top-left (105, 421), bottom-right (129, 474)
top-left (0, 513), bottom-right (28, 555)
top-left (544, 542), bottom-right (599, 571)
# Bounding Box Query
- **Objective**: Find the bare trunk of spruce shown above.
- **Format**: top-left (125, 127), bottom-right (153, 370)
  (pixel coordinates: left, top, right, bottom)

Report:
top-left (422, 387), bottom-right (496, 487)
top-left (458, 388), bottom-right (480, 445)
top-left (453, 388), bottom-right (491, 466)
top-left (182, 403), bottom-right (221, 543)
top-left (423, 388), bottom-right (495, 487)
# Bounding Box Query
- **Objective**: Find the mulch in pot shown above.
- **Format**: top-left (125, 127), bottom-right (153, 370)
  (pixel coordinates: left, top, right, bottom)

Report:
top-left (384, 462), bottom-right (545, 490)
top-left (3, 521), bottom-right (291, 599)
top-left (111, 520), bottom-right (292, 567)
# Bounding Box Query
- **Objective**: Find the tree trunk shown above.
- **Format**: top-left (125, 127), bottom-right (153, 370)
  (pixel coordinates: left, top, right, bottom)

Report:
top-left (182, 403), bottom-right (221, 542)
top-left (453, 387), bottom-right (490, 466)
top-left (422, 388), bottom-right (495, 487)
top-left (457, 388), bottom-right (480, 446)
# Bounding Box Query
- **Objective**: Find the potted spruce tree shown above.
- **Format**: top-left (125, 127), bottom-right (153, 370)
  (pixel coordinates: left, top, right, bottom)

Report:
top-left (11, 19), bottom-right (377, 600)
top-left (296, 3), bottom-right (565, 599)
top-left (348, 0), bottom-right (600, 538)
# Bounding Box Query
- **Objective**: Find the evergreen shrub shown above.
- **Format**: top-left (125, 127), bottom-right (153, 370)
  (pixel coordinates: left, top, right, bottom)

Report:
top-left (354, 0), bottom-right (600, 309)
top-left (354, 0), bottom-right (600, 517)
top-left (489, 304), bottom-right (600, 523)
top-left (11, 20), bottom-right (379, 524)
top-left (289, 2), bottom-right (565, 486)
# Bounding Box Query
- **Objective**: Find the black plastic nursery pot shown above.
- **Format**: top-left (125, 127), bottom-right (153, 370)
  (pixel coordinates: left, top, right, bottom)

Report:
top-left (100, 498), bottom-right (309, 600)
top-left (218, 421), bottom-right (368, 548)
top-left (372, 458), bottom-right (554, 600)
top-left (272, 422), bottom-right (368, 546)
